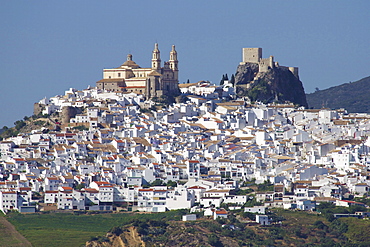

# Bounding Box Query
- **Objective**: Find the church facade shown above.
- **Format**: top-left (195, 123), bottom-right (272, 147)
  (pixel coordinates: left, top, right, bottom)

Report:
top-left (96, 43), bottom-right (179, 99)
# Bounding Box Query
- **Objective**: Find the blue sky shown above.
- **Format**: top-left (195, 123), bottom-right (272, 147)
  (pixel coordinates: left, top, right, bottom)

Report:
top-left (0, 1), bottom-right (369, 128)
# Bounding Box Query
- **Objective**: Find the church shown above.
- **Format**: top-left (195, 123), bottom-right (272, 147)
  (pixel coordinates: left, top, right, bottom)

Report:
top-left (96, 43), bottom-right (179, 99)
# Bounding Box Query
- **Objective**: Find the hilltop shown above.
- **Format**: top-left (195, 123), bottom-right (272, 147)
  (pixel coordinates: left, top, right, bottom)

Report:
top-left (306, 76), bottom-right (370, 112)
top-left (235, 63), bottom-right (307, 107)
top-left (233, 48), bottom-right (307, 107)
top-left (0, 111), bottom-right (72, 141)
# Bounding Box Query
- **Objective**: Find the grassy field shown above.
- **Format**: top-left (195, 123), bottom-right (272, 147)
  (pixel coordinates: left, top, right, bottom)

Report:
top-left (5, 212), bottom-right (123, 247)
top-left (0, 214), bottom-right (32, 247)
top-left (4, 211), bottom-right (183, 247)
top-left (5, 208), bottom-right (370, 247)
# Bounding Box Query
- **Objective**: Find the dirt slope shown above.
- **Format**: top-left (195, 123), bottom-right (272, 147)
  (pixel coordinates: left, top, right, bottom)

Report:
top-left (0, 216), bottom-right (32, 247)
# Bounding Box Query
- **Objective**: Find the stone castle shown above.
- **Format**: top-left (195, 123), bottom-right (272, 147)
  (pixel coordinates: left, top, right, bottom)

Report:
top-left (240, 48), bottom-right (299, 78)
top-left (96, 43), bottom-right (179, 99)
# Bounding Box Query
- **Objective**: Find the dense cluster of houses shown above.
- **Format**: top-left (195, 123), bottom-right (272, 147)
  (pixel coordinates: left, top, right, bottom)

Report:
top-left (1, 84), bottom-right (370, 219)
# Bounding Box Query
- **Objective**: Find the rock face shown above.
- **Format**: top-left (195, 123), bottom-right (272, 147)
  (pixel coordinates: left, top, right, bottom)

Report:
top-left (235, 63), bottom-right (308, 107)
top-left (86, 226), bottom-right (145, 247)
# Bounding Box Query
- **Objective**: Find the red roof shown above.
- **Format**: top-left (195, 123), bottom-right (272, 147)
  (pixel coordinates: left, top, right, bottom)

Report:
top-left (94, 181), bottom-right (113, 187)
top-left (84, 188), bottom-right (99, 193)
top-left (215, 209), bottom-right (228, 214)
top-left (45, 190), bottom-right (58, 193)
top-left (139, 188), bottom-right (153, 192)
top-left (340, 200), bottom-right (365, 205)
top-left (13, 158), bottom-right (25, 161)
top-left (61, 186), bottom-right (73, 191)
top-left (188, 186), bottom-right (206, 190)
top-left (20, 187), bottom-right (31, 191)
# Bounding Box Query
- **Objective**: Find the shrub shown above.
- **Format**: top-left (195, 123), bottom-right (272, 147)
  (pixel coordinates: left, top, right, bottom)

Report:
top-left (208, 234), bottom-right (223, 247)
top-left (313, 220), bottom-right (328, 230)
top-left (73, 125), bottom-right (89, 131)
top-left (110, 226), bottom-right (123, 236)
top-left (34, 120), bottom-right (46, 126)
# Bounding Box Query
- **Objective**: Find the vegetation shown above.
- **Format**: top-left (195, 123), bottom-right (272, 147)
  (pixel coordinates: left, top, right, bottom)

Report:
top-left (306, 75), bottom-right (370, 112)
top-left (139, 107), bottom-right (153, 114)
top-left (246, 80), bottom-right (271, 103)
top-left (4, 210), bottom-right (186, 247)
top-left (256, 180), bottom-right (274, 192)
top-left (73, 125), bottom-right (89, 131)
top-left (75, 183), bottom-right (86, 190)
top-left (235, 64), bottom-right (307, 107)
top-left (220, 74), bottom-right (228, 85)
top-left (4, 207), bottom-right (370, 246)
top-left (145, 179), bottom-right (178, 188)
top-left (0, 114), bottom-right (56, 140)
top-left (233, 188), bottom-right (254, 195)
top-left (229, 74), bottom-right (235, 86)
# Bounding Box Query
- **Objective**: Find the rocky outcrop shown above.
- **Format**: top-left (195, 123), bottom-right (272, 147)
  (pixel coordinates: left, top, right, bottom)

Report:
top-left (235, 64), bottom-right (308, 107)
top-left (234, 63), bottom-right (259, 85)
top-left (86, 226), bottom-right (145, 247)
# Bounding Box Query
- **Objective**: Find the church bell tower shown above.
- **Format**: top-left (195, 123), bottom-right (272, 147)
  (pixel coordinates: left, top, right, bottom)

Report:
top-left (151, 43), bottom-right (161, 72)
top-left (169, 45), bottom-right (178, 82)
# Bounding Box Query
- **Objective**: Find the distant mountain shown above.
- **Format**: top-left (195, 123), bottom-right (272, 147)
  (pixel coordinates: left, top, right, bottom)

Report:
top-left (306, 76), bottom-right (370, 112)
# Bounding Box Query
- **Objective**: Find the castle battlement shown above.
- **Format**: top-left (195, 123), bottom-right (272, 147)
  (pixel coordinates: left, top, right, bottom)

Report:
top-left (240, 47), bottom-right (298, 78)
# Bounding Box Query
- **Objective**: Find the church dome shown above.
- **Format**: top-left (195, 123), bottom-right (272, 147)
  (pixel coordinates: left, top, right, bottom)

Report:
top-left (121, 54), bottom-right (140, 68)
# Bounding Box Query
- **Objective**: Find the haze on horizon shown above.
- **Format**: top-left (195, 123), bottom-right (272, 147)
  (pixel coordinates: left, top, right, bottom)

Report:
top-left (0, 1), bottom-right (369, 128)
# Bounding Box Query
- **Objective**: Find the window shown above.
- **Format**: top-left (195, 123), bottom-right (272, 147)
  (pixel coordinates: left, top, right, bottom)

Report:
top-left (118, 73), bottom-right (121, 77)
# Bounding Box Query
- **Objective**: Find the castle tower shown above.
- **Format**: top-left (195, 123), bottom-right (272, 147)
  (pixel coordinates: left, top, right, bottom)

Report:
top-left (169, 45), bottom-right (179, 82)
top-left (242, 48), bottom-right (262, 64)
top-left (151, 43), bottom-right (161, 72)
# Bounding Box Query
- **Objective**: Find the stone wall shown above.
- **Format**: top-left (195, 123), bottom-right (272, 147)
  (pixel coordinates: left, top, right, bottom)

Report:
top-left (61, 106), bottom-right (83, 124)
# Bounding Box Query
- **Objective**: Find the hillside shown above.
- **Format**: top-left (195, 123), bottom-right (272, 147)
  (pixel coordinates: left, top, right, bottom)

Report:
top-left (4, 208), bottom-right (370, 247)
top-left (0, 114), bottom-right (56, 140)
top-left (306, 76), bottom-right (370, 112)
top-left (0, 215), bottom-right (32, 247)
top-left (85, 209), bottom-right (370, 247)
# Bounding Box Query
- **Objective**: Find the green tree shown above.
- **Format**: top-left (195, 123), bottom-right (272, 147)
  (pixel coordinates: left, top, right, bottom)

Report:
top-left (73, 125), bottom-right (89, 131)
top-left (75, 183), bottom-right (86, 190)
top-left (230, 74), bottom-right (235, 86)
top-left (166, 180), bottom-right (177, 187)
top-left (257, 180), bottom-right (274, 192)
top-left (208, 234), bottom-right (223, 247)
top-left (110, 226), bottom-right (123, 236)
top-left (14, 120), bottom-right (26, 130)
top-left (220, 74), bottom-right (225, 85)
top-left (313, 220), bottom-right (328, 230)
top-left (151, 179), bottom-right (165, 186)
